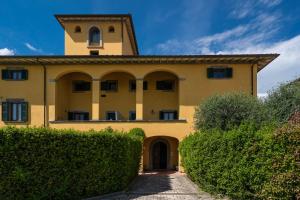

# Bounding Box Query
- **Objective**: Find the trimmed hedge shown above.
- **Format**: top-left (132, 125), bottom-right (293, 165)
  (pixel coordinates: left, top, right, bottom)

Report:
top-left (194, 93), bottom-right (267, 131)
top-left (179, 123), bottom-right (300, 199)
top-left (0, 127), bottom-right (144, 200)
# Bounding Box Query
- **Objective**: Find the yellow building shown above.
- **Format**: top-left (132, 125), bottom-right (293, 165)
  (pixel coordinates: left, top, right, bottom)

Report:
top-left (0, 14), bottom-right (278, 171)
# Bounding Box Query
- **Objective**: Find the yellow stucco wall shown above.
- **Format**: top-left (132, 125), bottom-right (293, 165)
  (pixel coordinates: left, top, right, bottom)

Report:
top-left (64, 21), bottom-right (135, 55)
top-left (0, 63), bottom-right (257, 170)
top-left (1, 63), bottom-right (256, 129)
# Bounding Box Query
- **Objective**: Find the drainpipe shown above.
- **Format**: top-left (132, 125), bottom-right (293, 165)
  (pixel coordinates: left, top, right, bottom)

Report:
top-left (251, 63), bottom-right (255, 96)
top-left (37, 58), bottom-right (47, 127)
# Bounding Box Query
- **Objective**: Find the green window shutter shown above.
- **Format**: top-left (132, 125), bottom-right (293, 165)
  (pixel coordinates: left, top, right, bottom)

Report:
top-left (2, 70), bottom-right (9, 80)
top-left (21, 102), bottom-right (28, 122)
top-left (2, 102), bottom-right (9, 121)
top-left (21, 70), bottom-right (28, 80)
top-left (207, 68), bottom-right (214, 78)
top-left (226, 68), bottom-right (233, 78)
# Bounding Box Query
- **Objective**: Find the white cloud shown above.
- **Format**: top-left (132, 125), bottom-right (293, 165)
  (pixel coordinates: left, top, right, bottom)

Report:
top-left (0, 48), bottom-right (15, 55)
top-left (152, 10), bottom-right (299, 94)
top-left (24, 42), bottom-right (41, 52)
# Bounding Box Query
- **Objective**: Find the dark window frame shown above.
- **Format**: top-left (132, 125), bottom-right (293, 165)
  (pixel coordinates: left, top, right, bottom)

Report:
top-left (159, 110), bottom-right (178, 120)
top-left (68, 111), bottom-right (89, 121)
top-left (129, 111), bottom-right (136, 120)
top-left (89, 26), bottom-right (101, 46)
top-left (101, 80), bottom-right (118, 92)
top-left (156, 80), bottom-right (175, 91)
top-left (72, 80), bottom-right (91, 92)
top-left (2, 69), bottom-right (28, 81)
top-left (106, 111), bottom-right (118, 120)
top-left (2, 101), bottom-right (28, 122)
top-left (207, 67), bottom-right (233, 79)
top-left (129, 80), bottom-right (136, 92)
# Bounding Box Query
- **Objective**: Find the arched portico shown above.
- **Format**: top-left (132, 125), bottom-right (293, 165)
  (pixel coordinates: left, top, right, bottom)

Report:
top-left (99, 71), bottom-right (136, 120)
top-left (143, 71), bottom-right (179, 120)
top-left (143, 136), bottom-right (179, 171)
top-left (55, 72), bottom-right (93, 121)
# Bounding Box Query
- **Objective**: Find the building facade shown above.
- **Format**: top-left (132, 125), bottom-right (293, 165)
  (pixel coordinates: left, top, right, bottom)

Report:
top-left (0, 14), bottom-right (278, 171)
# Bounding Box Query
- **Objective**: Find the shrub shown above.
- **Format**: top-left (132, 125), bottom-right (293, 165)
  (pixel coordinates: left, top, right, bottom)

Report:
top-left (179, 123), bottom-right (300, 200)
top-left (0, 127), bottom-right (143, 200)
top-left (265, 80), bottom-right (300, 123)
top-left (194, 92), bottom-right (267, 131)
top-left (128, 128), bottom-right (146, 140)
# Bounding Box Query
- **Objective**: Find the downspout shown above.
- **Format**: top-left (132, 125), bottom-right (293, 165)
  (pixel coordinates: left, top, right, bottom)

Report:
top-left (251, 63), bottom-right (255, 96)
top-left (37, 58), bottom-right (47, 127)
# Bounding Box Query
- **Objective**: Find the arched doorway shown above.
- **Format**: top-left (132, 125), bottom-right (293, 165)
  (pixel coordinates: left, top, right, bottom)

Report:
top-left (152, 141), bottom-right (168, 169)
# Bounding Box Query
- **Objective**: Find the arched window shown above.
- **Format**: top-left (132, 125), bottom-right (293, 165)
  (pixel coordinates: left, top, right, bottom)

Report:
top-left (108, 26), bottom-right (115, 33)
top-left (89, 27), bottom-right (100, 46)
top-left (75, 26), bottom-right (81, 33)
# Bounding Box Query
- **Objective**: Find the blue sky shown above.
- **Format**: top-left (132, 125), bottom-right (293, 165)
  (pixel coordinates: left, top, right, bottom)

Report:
top-left (0, 0), bottom-right (300, 95)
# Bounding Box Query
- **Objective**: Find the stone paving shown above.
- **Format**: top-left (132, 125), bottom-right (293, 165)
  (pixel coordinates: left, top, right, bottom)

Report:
top-left (95, 171), bottom-right (225, 200)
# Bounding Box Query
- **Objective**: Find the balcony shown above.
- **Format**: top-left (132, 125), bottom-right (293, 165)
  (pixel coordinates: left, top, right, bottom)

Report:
top-left (50, 71), bottom-right (183, 123)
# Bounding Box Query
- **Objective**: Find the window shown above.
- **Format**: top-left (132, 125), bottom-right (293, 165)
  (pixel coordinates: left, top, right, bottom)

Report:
top-left (108, 26), bottom-right (115, 33)
top-left (2, 101), bottom-right (28, 122)
top-left (90, 50), bottom-right (99, 56)
top-left (129, 111), bottom-right (136, 120)
top-left (2, 69), bottom-right (28, 80)
top-left (129, 80), bottom-right (148, 91)
top-left (207, 67), bottom-right (233, 79)
top-left (129, 80), bottom-right (136, 91)
top-left (89, 26), bottom-right (101, 46)
top-left (68, 112), bottom-right (89, 121)
top-left (143, 81), bottom-right (148, 90)
top-left (106, 111), bottom-right (118, 120)
top-left (75, 26), bottom-right (81, 33)
top-left (101, 80), bottom-right (118, 91)
top-left (159, 111), bottom-right (178, 120)
top-left (156, 80), bottom-right (174, 91)
top-left (72, 81), bottom-right (91, 92)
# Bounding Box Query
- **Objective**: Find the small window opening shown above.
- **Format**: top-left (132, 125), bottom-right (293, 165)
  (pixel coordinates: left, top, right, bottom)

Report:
top-left (90, 50), bottom-right (99, 56)
top-left (75, 26), bottom-right (81, 33)
top-left (108, 26), bottom-right (115, 33)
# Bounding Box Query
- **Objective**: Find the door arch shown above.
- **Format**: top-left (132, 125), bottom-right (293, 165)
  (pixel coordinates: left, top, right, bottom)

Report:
top-left (150, 139), bottom-right (170, 170)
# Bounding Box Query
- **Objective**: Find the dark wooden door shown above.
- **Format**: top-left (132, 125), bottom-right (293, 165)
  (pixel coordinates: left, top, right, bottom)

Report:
top-left (152, 142), bottom-right (167, 169)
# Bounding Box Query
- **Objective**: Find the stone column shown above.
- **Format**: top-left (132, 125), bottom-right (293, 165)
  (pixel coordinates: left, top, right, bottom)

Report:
top-left (48, 79), bottom-right (56, 122)
top-left (136, 79), bottom-right (144, 120)
top-left (92, 79), bottom-right (100, 120)
top-left (178, 78), bottom-right (186, 120)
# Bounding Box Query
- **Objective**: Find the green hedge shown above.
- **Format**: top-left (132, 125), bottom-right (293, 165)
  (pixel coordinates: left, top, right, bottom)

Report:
top-left (179, 123), bottom-right (300, 199)
top-left (0, 127), bottom-right (144, 200)
top-left (265, 80), bottom-right (300, 123)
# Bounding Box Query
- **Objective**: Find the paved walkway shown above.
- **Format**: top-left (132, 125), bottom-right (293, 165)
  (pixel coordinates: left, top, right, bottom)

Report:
top-left (94, 171), bottom-right (224, 200)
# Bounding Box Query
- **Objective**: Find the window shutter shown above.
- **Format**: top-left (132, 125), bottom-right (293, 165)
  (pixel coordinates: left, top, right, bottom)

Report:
top-left (68, 112), bottom-right (74, 120)
top-left (207, 68), bottom-right (214, 78)
top-left (2, 102), bottom-right (9, 121)
top-left (226, 68), bottom-right (233, 78)
top-left (84, 113), bottom-right (89, 120)
top-left (159, 111), bottom-right (164, 120)
top-left (143, 81), bottom-right (148, 90)
top-left (2, 70), bottom-right (9, 80)
top-left (174, 111), bottom-right (178, 120)
top-left (101, 81), bottom-right (108, 90)
top-left (22, 70), bottom-right (28, 80)
top-left (21, 102), bottom-right (28, 122)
